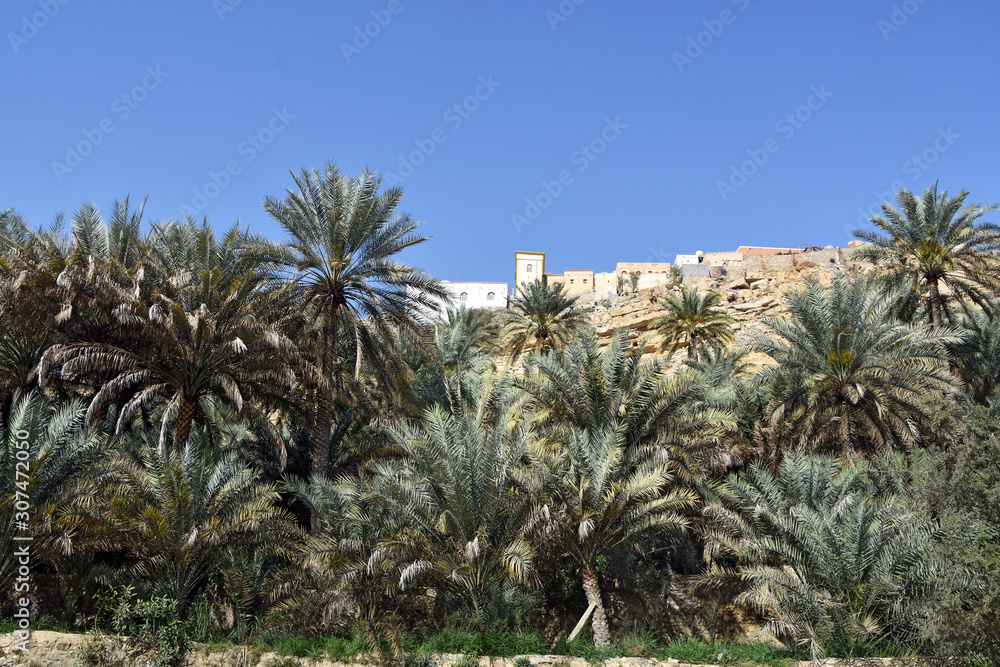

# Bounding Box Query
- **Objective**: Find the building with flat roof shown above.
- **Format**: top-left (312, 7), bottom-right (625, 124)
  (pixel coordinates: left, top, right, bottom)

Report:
top-left (547, 269), bottom-right (595, 295)
top-left (409, 281), bottom-right (508, 323)
top-left (513, 251), bottom-right (545, 296)
top-left (614, 261), bottom-right (672, 275)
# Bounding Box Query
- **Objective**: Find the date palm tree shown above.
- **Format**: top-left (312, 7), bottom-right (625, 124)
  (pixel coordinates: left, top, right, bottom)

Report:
top-left (747, 276), bottom-right (961, 456)
top-left (262, 162), bottom-right (446, 480)
top-left (41, 219), bottom-right (295, 457)
top-left (852, 184), bottom-right (1000, 326)
top-left (947, 300), bottom-right (1000, 405)
top-left (651, 286), bottom-right (735, 361)
top-left (501, 278), bottom-right (588, 360)
top-left (71, 425), bottom-right (302, 616)
top-left (520, 330), bottom-right (727, 645)
top-left (0, 392), bottom-right (113, 622)
top-left (362, 366), bottom-right (551, 626)
top-left (703, 452), bottom-right (943, 652)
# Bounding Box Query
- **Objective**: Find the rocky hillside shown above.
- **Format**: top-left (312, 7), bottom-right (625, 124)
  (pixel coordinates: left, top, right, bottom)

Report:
top-left (583, 260), bottom-right (867, 363)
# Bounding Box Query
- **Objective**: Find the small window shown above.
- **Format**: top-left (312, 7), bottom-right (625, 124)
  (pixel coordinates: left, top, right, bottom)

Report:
top-left (621, 270), bottom-right (628, 275)
top-left (570, 279), bottom-right (575, 284)
top-left (487, 292), bottom-right (495, 301)
top-left (583, 279), bottom-right (588, 284)
top-left (460, 292), bottom-right (468, 302)
top-left (526, 264), bottom-right (533, 273)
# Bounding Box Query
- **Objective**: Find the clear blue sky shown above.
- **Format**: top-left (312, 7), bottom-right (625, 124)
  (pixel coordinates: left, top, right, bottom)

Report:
top-left (3, 1), bottom-right (997, 284)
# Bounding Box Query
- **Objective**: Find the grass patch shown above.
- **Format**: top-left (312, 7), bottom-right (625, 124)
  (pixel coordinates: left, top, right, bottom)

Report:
top-left (409, 622), bottom-right (548, 658)
top-left (256, 632), bottom-right (368, 660)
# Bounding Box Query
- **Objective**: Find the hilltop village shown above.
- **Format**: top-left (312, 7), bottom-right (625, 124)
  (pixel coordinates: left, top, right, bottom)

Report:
top-left (433, 242), bottom-right (867, 311)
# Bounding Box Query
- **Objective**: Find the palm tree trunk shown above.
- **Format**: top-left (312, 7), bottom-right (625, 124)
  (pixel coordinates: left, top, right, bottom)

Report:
top-left (581, 563), bottom-right (611, 647)
top-left (312, 312), bottom-right (338, 481)
top-left (928, 279), bottom-right (943, 326)
top-left (689, 335), bottom-right (699, 361)
top-left (173, 398), bottom-right (196, 449)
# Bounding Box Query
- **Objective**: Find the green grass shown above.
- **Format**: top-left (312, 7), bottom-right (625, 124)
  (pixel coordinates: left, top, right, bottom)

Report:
top-left (408, 622), bottom-right (549, 658)
top-left (549, 634), bottom-right (807, 667)
top-left (252, 624), bottom-right (900, 666)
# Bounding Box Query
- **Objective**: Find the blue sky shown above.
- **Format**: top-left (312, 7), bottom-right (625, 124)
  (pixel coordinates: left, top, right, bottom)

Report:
top-left (3, 1), bottom-right (997, 285)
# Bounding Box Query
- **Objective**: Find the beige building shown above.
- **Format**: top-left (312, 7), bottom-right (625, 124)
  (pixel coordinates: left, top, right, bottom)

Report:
top-left (513, 251), bottom-right (545, 296)
top-left (548, 269), bottom-right (595, 295)
top-left (614, 261), bottom-right (672, 276)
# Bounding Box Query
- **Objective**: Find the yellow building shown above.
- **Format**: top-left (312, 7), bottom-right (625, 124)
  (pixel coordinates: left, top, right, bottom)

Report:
top-left (513, 251), bottom-right (545, 296)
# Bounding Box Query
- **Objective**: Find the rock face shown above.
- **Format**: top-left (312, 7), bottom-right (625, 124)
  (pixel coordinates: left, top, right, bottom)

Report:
top-left (586, 262), bottom-right (864, 363)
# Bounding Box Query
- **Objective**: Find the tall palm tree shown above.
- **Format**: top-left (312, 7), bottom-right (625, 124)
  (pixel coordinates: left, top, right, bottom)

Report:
top-left (362, 366), bottom-right (551, 626)
top-left (41, 219), bottom-right (295, 456)
top-left (853, 184), bottom-right (1000, 326)
top-left (262, 162), bottom-right (446, 479)
top-left (747, 276), bottom-right (961, 456)
top-left (703, 452), bottom-right (943, 652)
top-left (501, 278), bottom-right (589, 360)
top-left (520, 330), bottom-right (726, 646)
top-left (651, 286), bottom-right (735, 361)
top-left (521, 329), bottom-right (732, 456)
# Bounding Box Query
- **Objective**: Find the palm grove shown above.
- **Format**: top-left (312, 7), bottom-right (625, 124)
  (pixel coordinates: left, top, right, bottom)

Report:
top-left (2, 170), bottom-right (999, 661)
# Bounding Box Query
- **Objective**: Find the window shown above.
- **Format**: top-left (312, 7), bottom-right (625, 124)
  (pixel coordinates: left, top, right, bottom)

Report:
top-left (526, 264), bottom-right (533, 273)
top-left (487, 292), bottom-right (495, 301)
top-left (570, 279), bottom-right (575, 284)
top-left (621, 270), bottom-right (628, 275)
top-left (460, 292), bottom-right (468, 302)
top-left (583, 279), bottom-right (588, 284)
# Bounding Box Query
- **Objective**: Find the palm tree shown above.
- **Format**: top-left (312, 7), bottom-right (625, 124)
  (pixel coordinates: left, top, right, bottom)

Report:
top-left (501, 278), bottom-right (589, 360)
top-left (0, 392), bottom-right (113, 623)
top-left (262, 162), bottom-right (446, 480)
top-left (947, 300), bottom-right (1000, 405)
top-left (404, 307), bottom-right (502, 413)
top-left (702, 452), bottom-right (943, 652)
top-left (651, 286), bottom-right (735, 361)
top-left (747, 276), bottom-right (961, 456)
top-left (41, 219), bottom-right (295, 456)
top-left (72, 425), bottom-right (301, 616)
top-left (520, 330), bottom-right (726, 646)
top-left (362, 366), bottom-right (551, 626)
top-left (853, 184), bottom-right (1000, 326)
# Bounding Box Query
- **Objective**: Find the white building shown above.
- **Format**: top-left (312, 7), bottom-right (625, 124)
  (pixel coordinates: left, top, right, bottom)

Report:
top-left (411, 281), bottom-right (509, 323)
top-left (674, 251), bottom-right (703, 266)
